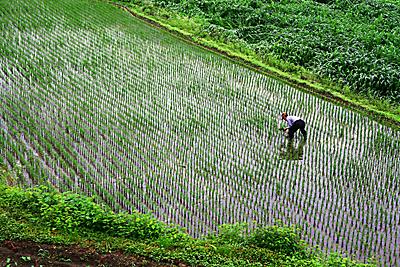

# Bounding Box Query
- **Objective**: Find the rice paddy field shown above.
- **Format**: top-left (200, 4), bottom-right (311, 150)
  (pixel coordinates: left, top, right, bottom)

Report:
top-left (1, 0), bottom-right (399, 265)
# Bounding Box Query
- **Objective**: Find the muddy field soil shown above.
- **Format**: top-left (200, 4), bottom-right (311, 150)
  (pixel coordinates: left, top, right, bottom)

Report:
top-left (0, 240), bottom-right (184, 267)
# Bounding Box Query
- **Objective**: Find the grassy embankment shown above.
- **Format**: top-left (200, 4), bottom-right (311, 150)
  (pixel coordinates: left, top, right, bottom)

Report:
top-left (110, 0), bottom-right (400, 128)
top-left (0, 166), bottom-right (370, 266)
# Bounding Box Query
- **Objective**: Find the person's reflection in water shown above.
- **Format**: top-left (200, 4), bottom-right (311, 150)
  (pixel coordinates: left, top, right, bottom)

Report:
top-left (280, 139), bottom-right (306, 160)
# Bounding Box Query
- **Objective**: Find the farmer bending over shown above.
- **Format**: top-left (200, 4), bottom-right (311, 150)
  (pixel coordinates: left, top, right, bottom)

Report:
top-left (281, 112), bottom-right (307, 140)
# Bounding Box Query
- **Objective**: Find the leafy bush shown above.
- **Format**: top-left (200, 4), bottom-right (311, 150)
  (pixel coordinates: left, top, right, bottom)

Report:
top-left (248, 224), bottom-right (307, 256)
top-left (0, 184), bottom-right (186, 241)
top-left (216, 223), bottom-right (249, 245)
top-left (212, 222), bottom-right (307, 256)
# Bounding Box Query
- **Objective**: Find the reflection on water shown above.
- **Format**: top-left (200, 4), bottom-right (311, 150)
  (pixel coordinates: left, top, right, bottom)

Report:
top-left (279, 139), bottom-right (306, 160)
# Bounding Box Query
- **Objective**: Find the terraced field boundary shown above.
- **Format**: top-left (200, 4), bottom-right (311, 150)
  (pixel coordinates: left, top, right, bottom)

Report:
top-left (110, 1), bottom-right (400, 130)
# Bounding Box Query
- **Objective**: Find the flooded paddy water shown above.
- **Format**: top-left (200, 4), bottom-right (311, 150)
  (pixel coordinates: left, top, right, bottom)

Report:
top-left (1, 0), bottom-right (399, 265)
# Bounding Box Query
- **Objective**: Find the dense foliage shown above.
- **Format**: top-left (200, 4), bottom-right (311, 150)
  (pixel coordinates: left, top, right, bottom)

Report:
top-left (0, 180), bottom-right (183, 241)
top-left (121, 0), bottom-right (400, 103)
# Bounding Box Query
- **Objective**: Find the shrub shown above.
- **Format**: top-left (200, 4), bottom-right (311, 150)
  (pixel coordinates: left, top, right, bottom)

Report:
top-left (248, 224), bottom-right (307, 256)
top-left (217, 223), bottom-right (249, 245)
top-left (0, 185), bottom-right (186, 241)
